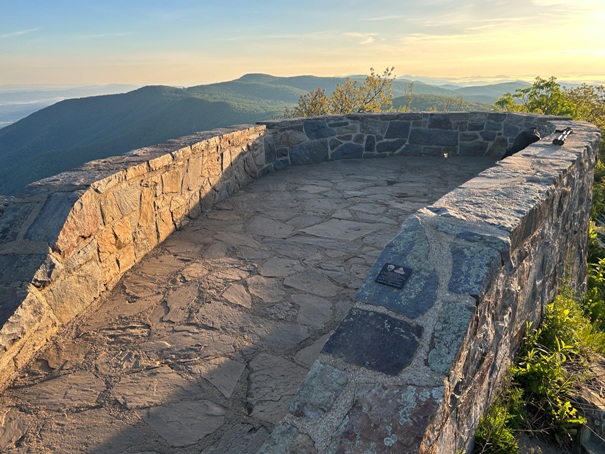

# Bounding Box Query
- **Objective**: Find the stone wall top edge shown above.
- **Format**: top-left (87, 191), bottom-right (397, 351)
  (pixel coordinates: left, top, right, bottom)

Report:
top-left (259, 111), bottom-right (576, 128)
top-left (425, 121), bottom-right (596, 241)
top-left (6, 115), bottom-right (595, 202)
top-left (13, 124), bottom-right (265, 198)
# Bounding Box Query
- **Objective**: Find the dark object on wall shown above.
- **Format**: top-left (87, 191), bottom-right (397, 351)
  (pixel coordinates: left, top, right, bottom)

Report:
top-left (553, 127), bottom-right (573, 146)
top-left (500, 127), bottom-right (541, 160)
top-left (375, 263), bottom-right (412, 289)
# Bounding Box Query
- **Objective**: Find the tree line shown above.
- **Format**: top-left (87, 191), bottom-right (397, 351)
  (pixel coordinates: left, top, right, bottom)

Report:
top-left (286, 70), bottom-right (605, 146)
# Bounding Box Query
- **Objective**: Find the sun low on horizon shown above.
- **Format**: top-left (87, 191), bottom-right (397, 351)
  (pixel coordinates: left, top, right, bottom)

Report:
top-left (1, 0), bottom-right (604, 87)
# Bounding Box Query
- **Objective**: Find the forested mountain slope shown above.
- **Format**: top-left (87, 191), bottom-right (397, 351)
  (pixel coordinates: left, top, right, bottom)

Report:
top-left (0, 74), bottom-right (525, 195)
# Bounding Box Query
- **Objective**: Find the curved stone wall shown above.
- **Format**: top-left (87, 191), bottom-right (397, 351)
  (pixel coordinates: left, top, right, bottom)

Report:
top-left (0, 125), bottom-right (266, 390)
top-left (0, 112), bottom-right (601, 452)
top-left (258, 112), bottom-right (559, 169)
top-left (259, 116), bottom-right (601, 453)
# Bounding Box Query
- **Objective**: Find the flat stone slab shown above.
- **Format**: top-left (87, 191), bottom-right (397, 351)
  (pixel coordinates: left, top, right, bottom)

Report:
top-left (111, 365), bottom-right (195, 409)
top-left (0, 407), bottom-right (29, 449)
top-left (202, 423), bottom-right (270, 454)
top-left (190, 356), bottom-right (246, 398)
top-left (294, 294), bottom-right (333, 329)
top-left (284, 270), bottom-right (340, 297)
top-left (330, 384), bottom-right (443, 453)
top-left (355, 215), bottom-right (439, 318)
top-left (259, 257), bottom-right (304, 277)
top-left (322, 308), bottom-right (423, 375)
top-left (141, 399), bottom-right (226, 447)
top-left (246, 216), bottom-right (295, 239)
top-left (428, 298), bottom-right (476, 375)
top-left (7, 371), bottom-right (105, 412)
top-left (289, 362), bottom-right (349, 419)
top-left (222, 282), bottom-right (252, 308)
top-left (300, 219), bottom-right (381, 241)
top-left (247, 353), bottom-right (309, 425)
top-left (38, 408), bottom-right (145, 453)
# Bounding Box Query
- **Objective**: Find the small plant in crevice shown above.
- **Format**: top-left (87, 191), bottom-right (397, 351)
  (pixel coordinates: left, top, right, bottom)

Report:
top-left (583, 231), bottom-right (605, 332)
top-left (591, 160), bottom-right (605, 221)
top-left (473, 384), bottom-right (524, 454)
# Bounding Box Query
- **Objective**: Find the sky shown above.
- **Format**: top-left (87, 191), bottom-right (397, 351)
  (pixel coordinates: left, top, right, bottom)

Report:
top-left (1, 0), bottom-right (604, 87)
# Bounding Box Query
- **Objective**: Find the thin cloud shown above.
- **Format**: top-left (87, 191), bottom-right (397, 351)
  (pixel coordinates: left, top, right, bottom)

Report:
top-left (213, 31), bottom-right (334, 42)
top-left (363, 15), bottom-right (406, 21)
top-left (80, 32), bottom-right (132, 39)
top-left (344, 32), bottom-right (378, 44)
top-left (0, 28), bottom-right (40, 39)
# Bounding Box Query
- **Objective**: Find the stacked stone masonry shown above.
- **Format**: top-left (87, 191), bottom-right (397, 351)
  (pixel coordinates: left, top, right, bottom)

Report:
top-left (0, 112), bottom-right (601, 453)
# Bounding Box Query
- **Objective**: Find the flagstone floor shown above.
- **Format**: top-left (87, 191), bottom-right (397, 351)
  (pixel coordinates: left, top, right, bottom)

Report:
top-left (0, 156), bottom-right (494, 453)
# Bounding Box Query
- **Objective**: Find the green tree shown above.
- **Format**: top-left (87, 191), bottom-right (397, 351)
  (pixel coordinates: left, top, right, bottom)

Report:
top-left (285, 67), bottom-right (395, 117)
top-left (440, 95), bottom-right (466, 112)
top-left (495, 76), bottom-right (576, 116)
top-left (399, 81), bottom-right (415, 113)
top-left (565, 83), bottom-right (605, 132)
top-left (284, 88), bottom-right (330, 117)
top-left (495, 76), bottom-right (605, 158)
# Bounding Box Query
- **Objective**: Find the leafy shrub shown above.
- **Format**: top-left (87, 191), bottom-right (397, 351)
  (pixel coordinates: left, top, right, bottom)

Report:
top-left (510, 324), bottom-right (585, 445)
top-left (591, 160), bottom-right (605, 221)
top-left (474, 288), bottom-right (605, 452)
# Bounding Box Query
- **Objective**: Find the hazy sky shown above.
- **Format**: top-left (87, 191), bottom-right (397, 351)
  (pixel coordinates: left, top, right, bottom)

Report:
top-left (1, 0), bottom-right (604, 87)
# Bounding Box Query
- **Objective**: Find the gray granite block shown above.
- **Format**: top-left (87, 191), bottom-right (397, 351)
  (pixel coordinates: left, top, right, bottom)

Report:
top-left (322, 308), bottom-right (423, 375)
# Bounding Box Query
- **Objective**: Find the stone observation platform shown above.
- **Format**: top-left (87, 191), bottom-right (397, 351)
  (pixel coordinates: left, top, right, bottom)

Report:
top-left (0, 156), bottom-right (492, 452)
top-left (0, 112), bottom-right (601, 452)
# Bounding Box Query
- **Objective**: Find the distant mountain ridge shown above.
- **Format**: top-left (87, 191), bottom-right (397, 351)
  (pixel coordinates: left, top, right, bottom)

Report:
top-left (0, 74), bottom-right (529, 195)
top-left (0, 84), bottom-right (139, 129)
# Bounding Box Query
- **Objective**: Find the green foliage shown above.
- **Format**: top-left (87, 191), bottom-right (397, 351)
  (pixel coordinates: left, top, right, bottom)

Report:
top-left (565, 83), bottom-right (605, 132)
top-left (591, 160), bottom-right (605, 220)
top-left (286, 68), bottom-right (512, 117)
top-left (332, 67), bottom-right (395, 114)
top-left (398, 81), bottom-right (415, 112)
top-left (475, 285), bottom-right (605, 452)
top-left (284, 88), bottom-right (330, 117)
top-left (542, 291), bottom-right (605, 355)
top-left (510, 323), bottom-right (586, 445)
top-left (583, 233), bottom-right (605, 331)
top-left (392, 93), bottom-right (493, 112)
top-left (495, 76), bottom-right (576, 116)
top-left (285, 67), bottom-right (396, 117)
top-left (512, 288), bottom-right (605, 443)
top-left (565, 83), bottom-right (605, 157)
top-left (473, 388), bottom-right (524, 454)
top-left (495, 76), bottom-right (605, 158)
top-left (474, 402), bottom-right (518, 454)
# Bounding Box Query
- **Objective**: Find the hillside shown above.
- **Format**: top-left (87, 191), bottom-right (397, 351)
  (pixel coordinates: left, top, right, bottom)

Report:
top-left (393, 94), bottom-right (494, 112)
top-left (452, 81), bottom-right (532, 104)
top-left (0, 84), bottom-right (139, 129)
top-left (0, 74), bottom-right (529, 195)
top-left (0, 86), bottom-right (265, 195)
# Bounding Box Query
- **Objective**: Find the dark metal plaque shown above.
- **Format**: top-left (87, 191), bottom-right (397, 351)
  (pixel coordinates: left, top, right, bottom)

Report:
top-left (375, 263), bottom-right (411, 289)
